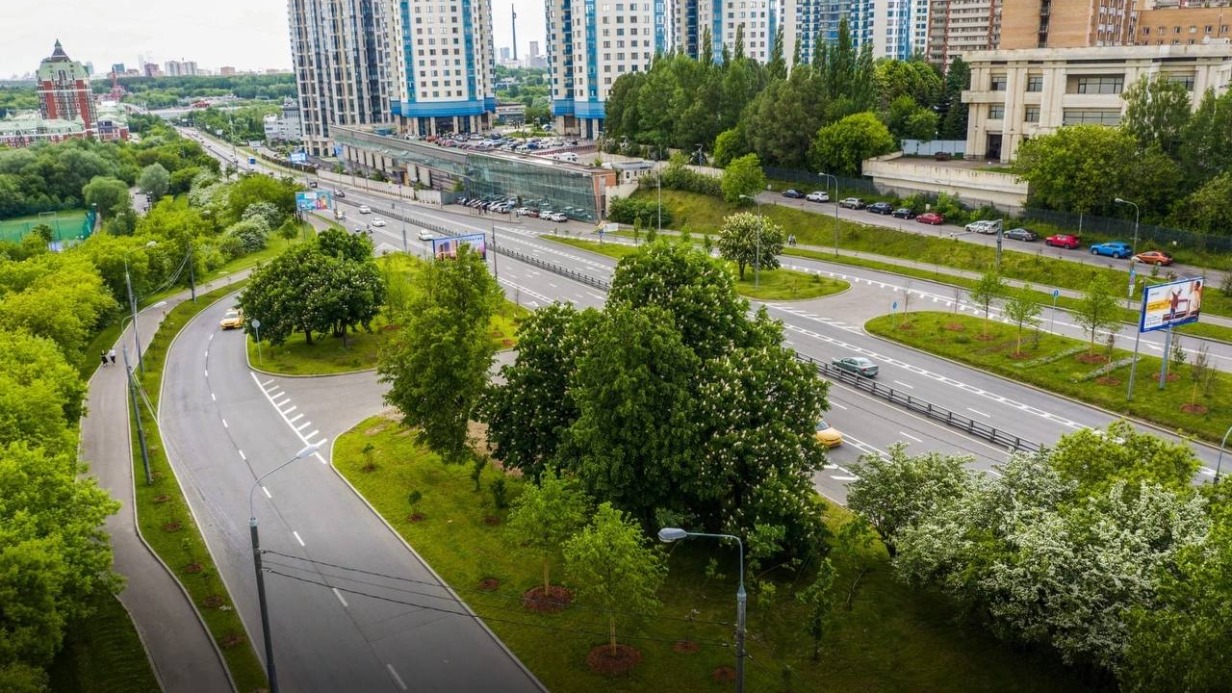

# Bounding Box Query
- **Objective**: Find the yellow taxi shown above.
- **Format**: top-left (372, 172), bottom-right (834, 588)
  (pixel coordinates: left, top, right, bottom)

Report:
top-left (220, 308), bottom-right (244, 330)
top-left (815, 419), bottom-right (843, 448)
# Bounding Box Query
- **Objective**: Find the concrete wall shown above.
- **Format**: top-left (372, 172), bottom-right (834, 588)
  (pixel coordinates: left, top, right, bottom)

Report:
top-left (863, 153), bottom-right (1029, 213)
top-left (316, 170), bottom-right (444, 205)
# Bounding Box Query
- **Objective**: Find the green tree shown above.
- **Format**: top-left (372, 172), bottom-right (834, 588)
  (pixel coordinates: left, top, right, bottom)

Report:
top-left (136, 163), bottom-right (170, 201)
top-left (721, 153), bottom-right (767, 205)
top-left (81, 176), bottom-right (131, 221)
top-left (1003, 285), bottom-right (1042, 354)
top-left (846, 444), bottom-right (973, 557)
top-left (1048, 421), bottom-right (1201, 494)
top-left (1121, 73), bottom-right (1193, 158)
top-left (378, 246), bottom-right (500, 462)
top-left (507, 472), bottom-right (590, 596)
top-left (1011, 125), bottom-right (1137, 217)
top-left (938, 57), bottom-right (971, 140)
top-left (797, 558), bottom-right (837, 661)
top-left (564, 502), bottom-right (666, 657)
top-left (0, 330), bottom-right (86, 455)
top-left (1073, 276), bottom-right (1120, 354)
top-left (1170, 171), bottom-right (1232, 236)
top-left (1178, 88), bottom-right (1232, 188)
top-left (968, 271), bottom-right (1007, 336)
top-left (809, 112), bottom-right (896, 177)
top-left (744, 69), bottom-right (825, 169)
top-left (717, 211), bottom-right (784, 281)
top-left (712, 126), bottom-right (750, 168)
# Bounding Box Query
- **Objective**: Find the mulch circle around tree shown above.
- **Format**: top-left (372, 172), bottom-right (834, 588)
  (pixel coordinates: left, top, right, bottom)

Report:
top-left (483, 515), bottom-right (502, 526)
top-left (162, 521), bottom-right (182, 532)
top-left (586, 643), bottom-right (643, 677)
top-left (1095, 376), bottom-right (1122, 386)
top-left (1076, 353), bottom-right (1109, 364)
top-left (477, 577), bottom-right (501, 592)
top-left (896, 322), bottom-right (915, 331)
top-left (944, 323), bottom-right (965, 332)
top-left (407, 512), bottom-right (426, 523)
top-left (183, 562), bottom-right (203, 574)
top-left (975, 333), bottom-right (998, 342)
top-left (712, 666), bottom-right (737, 683)
top-left (672, 640), bottom-right (700, 654)
top-left (1181, 403), bottom-right (1209, 414)
top-left (1156, 373), bottom-right (1181, 383)
top-left (522, 585), bottom-right (573, 613)
top-left (153, 494), bottom-right (171, 504)
top-left (220, 633), bottom-right (247, 649)
top-left (1009, 351), bottom-right (1032, 360)
top-left (202, 595), bottom-right (225, 608)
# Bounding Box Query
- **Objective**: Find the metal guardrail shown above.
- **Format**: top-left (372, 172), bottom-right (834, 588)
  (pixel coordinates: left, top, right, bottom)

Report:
top-left (792, 353), bottom-right (1043, 454)
top-left (497, 247), bottom-right (611, 290)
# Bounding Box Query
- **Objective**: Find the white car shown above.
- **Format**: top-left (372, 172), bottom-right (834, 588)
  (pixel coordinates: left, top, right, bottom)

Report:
top-left (805, 191), bottom-right (830, 203)
top-left (358, 205), bottom-right (371, 214)
top-left (546, 212), bottom-right (568, 222)
top-left (371, 218), bottom-right (387, 227)
top-left (417, 229), bottom-right (434, 241)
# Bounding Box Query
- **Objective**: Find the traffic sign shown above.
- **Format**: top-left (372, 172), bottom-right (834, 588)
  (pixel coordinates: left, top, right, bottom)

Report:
top-left (1052, 289), bottom-right (1060, 299)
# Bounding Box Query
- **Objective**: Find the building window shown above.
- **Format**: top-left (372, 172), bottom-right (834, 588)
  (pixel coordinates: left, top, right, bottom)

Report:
top-left (1026, 74), bottom-right (1043, 92)
top-left (1062, 109), bottom-right (1121, 126)
top-left (989, 104), bottom-right (1005, 120)
top-left (1074, 75), bottom-right (1124, 94)
top-left (1169, 73), bottom-right (1196, 91)
top-left (990, 74), bottom-right (1007, 91)
top-left (1024, 105), bottom-right (1040, 123)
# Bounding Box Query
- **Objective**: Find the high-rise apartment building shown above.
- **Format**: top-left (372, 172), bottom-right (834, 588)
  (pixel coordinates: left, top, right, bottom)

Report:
top-left (872, 0), bottom-right (930, 59)
top-left (37, 41), bottom-right (97, 135)
top-left (387, 0), bottom-right (496, 136)
top-left (689, 0), bottom-right (778, 63)
top-left (164, 60), bottom-right (200, 77)
top-left (1136, 4), bottom-right (1232, 45)
top-left (547, 0), bottom-right (671, 137)
top-left (1001, 0), bottom-right (1135, 49)
top-left (927, 0), bottom-right (1002, 65)
top-left (288, 0), bottom-right (394, 156)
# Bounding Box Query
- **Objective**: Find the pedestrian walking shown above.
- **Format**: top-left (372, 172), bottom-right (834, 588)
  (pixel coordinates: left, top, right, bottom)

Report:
top-left (108, 348), bottom-right (117, 365)
top-left (100, 351), bottom-right (108, 367)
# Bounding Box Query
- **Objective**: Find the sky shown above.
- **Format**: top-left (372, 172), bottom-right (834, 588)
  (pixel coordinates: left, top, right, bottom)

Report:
top-left (2, 0), bottom-right (545, 79)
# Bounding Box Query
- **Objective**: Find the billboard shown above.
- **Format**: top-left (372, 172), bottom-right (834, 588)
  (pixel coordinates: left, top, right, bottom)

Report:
top-left (431, 233), bottom-right (487, 261)
top-left (1140, 277), bottom-right (1204, 333)
top-left (290, 151), bottom-right (307, 164)
top-left (295, 191), bottom-right (334, 212)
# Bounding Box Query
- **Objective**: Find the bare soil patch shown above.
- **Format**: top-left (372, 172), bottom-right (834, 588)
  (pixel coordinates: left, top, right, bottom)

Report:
top-left (522, 585), bottom-right (573, 614)
top-left (586, 643), bottom-right (643, 677)
top-left (673, 640), bottom-right (700, 654)
top-left (1076, 353), bottom-right (1108, 365)
top-left (1181, 403), bottom-right (1209, 414)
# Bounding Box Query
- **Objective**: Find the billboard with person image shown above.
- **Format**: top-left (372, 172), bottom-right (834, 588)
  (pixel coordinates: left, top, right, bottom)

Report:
top-left (430, 233), bottom-right (487, 261)
top-left (1140, 277), bottom-right (1203, 332)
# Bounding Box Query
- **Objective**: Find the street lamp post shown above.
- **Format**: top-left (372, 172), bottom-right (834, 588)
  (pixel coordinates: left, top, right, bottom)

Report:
top-left (123, 241), bottom-right (157, 375)
top-left (1114, 198), bottom-right (1141, 258)
top-left (1217, 425), bottom-right (1232, 482)
top-left (659, 528), bottom-right (745, 693)
top-left (818, 173), bottom-right (839, 257)
top-left (738, 194), bottom-right (762, 289)
top-left (248, 441), bottom-right (324, 693)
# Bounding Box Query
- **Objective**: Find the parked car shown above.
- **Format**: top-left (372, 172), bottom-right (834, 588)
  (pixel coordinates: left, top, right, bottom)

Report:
top-left (545, 212), bottom-right (568, 222)
top-left (307, 181), bottom-right (318, 188)
top-left (965, 220), bottom-right (995, 234)
top-left (782, 189), bottom-right (805, 199)
top-left (1045, 234), bottom-right (1081, 249)
top-left (815, 420), bottom-right (843, 448)
top-left (417, 229), bottom-right (435, 241)
top-left (219, 308), bottom-right (244, 330)
top-left (371, 218), bottom-right (387, 227)
top-left (891, 207), bottom-right (916, 219)
top-left (358, 205), bottom-right (371, 214)
top-left (806, 191), bottom-right (830, 203)
top-left (916, 212), bottom-right (945, 225)
top-left (839, 197), bottom-right (866, 209)
top-left (867, 201), bottom-right (895, 215)
top-left (1004, 227), bottom-right (1038, 242)
top-left (1133, 250), bottom-right (1174, 266)
top-left (1090, 241), bottom-right (1133, 258)
top-left (832, 356), bottom-right (879, 378)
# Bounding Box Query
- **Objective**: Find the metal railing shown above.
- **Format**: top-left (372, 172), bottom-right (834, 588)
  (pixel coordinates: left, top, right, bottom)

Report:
top-left (497, 247), bottom-right (612, 290)
top-left (792, 353), bottom-right (1043, 454)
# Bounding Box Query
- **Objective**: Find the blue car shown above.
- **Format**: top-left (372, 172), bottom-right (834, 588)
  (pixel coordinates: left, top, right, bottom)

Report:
top-left (1090, 241), bottom-right (1133, 259)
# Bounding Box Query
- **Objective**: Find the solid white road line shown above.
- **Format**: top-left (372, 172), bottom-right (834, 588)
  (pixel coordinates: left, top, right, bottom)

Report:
top-left (386, 664), bottom-right (408, 691)
top-left (829, 402), bottom-right (848, 410)
top-left (292, 531), bottom-right (305, 547)
top-left (831, 475), bottom-right (859, 482)
top-left (967, 408), bottom-right (991, 418)
top-left (332, 588), bottom-right (349, 608)
top-left (893, 380), bottom-right (914, 389)
top-left (262, 486), bottom-right (271, 499)
top-left (899, 432), bottom-right (922, 443)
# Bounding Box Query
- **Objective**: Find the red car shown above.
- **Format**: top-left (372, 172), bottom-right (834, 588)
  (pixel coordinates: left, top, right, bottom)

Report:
top-left (1045, 234), bottom-right (1081, 249)
top-left (1133, 250), bottom-right (1174, 266)
top-left (916, 212), bottom-right (944, 225)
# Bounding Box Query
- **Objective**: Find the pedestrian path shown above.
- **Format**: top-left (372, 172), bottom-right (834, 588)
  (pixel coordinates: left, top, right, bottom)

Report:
top-left (80, 274), bottom-right (252, 693)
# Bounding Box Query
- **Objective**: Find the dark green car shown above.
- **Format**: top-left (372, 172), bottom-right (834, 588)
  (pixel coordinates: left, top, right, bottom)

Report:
top-left (832, 356), bottom-right (879, 378)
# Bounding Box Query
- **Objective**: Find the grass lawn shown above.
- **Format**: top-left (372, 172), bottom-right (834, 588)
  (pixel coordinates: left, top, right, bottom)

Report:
top-left (47, 594), bottom-right (160, 693)
top-left (783, 246), bottom-right (1232, 344)
top-left (546, 235), bottom-right (850, 301)
top-left (332, 416), bottom-right (1099, 693)
top-left (0, 209), bottom-right (87, 241)
top-left (634, 189), bottom-right (1232, 320)
top-left (127, 281), bottom-right (268, 693)
top-left (245, 253), bottom-right (530, 375)
top-left (866, 311), bottom-right (1230, 444)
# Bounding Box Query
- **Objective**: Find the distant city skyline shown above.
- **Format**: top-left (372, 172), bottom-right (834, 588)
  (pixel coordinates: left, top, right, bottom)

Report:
top-left (1, 0), bottom-right (545, 79)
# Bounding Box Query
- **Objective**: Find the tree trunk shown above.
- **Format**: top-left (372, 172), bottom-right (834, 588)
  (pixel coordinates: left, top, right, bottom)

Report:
top-left (737, 262), bottom-right (746, 280)
top-left (609, 616), bottom-right (617, 656)
top-left (543, 558), bottom-right (551, 595)
top-left (304, 326), bottom-right (313, 345)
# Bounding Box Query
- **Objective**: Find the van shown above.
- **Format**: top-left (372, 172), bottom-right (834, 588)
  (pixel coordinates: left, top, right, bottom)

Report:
top-left (556, 152), bottom-right (578, 163)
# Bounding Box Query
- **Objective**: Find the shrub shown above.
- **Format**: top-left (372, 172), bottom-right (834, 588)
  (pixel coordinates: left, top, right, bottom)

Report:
top-left (609, 197), bottom-right (672, 227)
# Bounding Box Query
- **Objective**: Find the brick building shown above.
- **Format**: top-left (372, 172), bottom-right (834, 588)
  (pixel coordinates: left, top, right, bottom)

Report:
top-left (36, 40), bottom-right (97, 136)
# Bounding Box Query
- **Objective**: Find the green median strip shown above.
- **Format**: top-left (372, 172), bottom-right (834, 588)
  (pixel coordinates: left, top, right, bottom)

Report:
top-left (866, 311), bottom-right (1229, 444)
top-left (128, 280), bottom-right (268, 693)
top-left (332, 416), bottom-right (1093, 692)
top-left (544, 235), bottom-right (850, 301)
top-left (48, 594), bottom-right (161, 693)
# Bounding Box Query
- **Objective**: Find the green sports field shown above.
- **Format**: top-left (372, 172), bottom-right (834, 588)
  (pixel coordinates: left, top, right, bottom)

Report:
top-left (0, 210), bottom-right (89, 243)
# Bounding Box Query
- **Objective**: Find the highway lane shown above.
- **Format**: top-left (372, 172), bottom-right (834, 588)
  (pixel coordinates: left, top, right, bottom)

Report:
top-left (159, 295), bottom-right (544, 693)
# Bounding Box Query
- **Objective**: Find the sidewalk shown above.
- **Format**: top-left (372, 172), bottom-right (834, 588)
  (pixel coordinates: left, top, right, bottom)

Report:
top-left (80, 274), bottom-right (251, 693)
